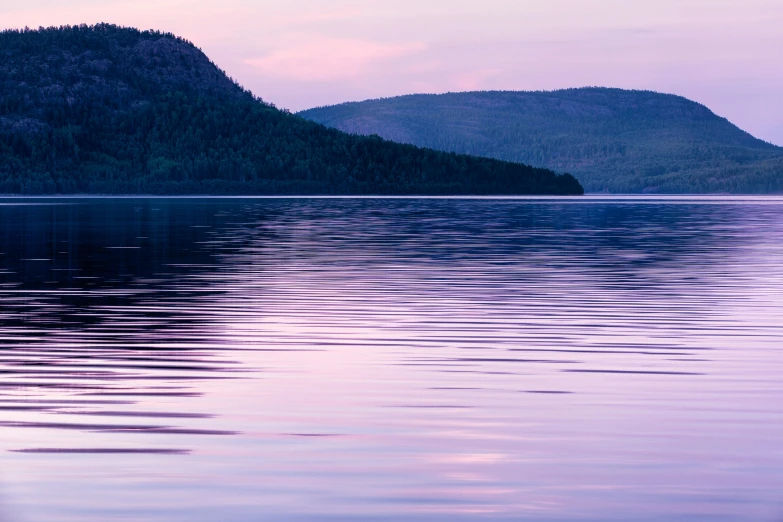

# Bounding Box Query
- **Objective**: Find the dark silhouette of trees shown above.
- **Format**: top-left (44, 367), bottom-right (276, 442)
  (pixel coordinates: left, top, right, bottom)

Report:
top-left (0, 25), bottom-right (583, 195)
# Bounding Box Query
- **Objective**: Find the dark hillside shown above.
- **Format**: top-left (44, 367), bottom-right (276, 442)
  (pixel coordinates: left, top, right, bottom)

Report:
top-left (0, 25), bottom-right (582, 195)
top-left (300, 89), bottom-right (783, 193)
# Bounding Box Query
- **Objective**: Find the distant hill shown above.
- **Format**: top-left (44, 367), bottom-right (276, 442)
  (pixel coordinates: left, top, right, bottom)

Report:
top-left (299, 89), bottom-right (783, 193)
top-left (0, 25), bottom-right (582, 195)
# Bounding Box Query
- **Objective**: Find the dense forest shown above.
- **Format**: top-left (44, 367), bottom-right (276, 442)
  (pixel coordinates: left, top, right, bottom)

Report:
top-left (300, 89), bottom-right (783, 194)
top-left (0, 25), bottom-right (583, 195)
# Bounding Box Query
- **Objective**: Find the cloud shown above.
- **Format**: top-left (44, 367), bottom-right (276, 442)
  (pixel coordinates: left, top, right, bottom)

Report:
top-left (245, 38), bottom-right (426, 82)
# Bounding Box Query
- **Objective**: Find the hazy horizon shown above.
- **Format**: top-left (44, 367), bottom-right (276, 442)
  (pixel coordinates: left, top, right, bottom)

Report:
top-left (2, 0), bottom-right (782, 145)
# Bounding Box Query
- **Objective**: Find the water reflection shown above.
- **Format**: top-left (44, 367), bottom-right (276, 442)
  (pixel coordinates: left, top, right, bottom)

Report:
top-left (1, 197), bottom-right (782, 521)
top-left (0, 200), bottom-right (242, 460)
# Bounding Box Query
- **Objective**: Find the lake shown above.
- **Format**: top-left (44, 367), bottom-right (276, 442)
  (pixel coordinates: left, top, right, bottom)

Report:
top-left (0, 196), bottom-right (781, 521)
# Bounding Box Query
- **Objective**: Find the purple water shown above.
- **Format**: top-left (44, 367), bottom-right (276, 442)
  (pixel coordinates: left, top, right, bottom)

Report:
top-left (1, 197), bottom-right (782, 521)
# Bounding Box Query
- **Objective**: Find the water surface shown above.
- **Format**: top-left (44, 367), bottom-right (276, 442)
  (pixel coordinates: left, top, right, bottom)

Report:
top-left (1, 197), bottom-right (782, 521)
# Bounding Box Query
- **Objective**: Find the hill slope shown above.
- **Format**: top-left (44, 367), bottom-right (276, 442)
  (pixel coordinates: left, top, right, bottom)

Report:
top-left (299, 89), bottom-right (783, 193)
top-left (0, 25), bottom-right (582, 195)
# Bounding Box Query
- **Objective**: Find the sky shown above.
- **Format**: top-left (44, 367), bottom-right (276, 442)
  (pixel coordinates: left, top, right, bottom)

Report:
top-left (2, 0), bottom-right (782, 145)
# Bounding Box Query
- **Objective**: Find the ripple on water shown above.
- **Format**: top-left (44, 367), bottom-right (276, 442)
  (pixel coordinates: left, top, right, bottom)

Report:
top-left (0, 197), bottom-right (782, 522)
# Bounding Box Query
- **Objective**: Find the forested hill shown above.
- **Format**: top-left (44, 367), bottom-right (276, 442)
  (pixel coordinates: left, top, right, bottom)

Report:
top-left (300, 89), bottom-right (783, 194)
top-left (0, 25), bottom-right (582, 195)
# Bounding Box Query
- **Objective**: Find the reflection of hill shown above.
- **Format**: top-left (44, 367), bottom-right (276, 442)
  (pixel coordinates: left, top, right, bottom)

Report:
top-left (3, 197), bottom-right (782, 520)
top-left (0, 199), bottom-right (241, 453)
top-left (0, 196), bottom-right (771, 453)
top-left (197, 198), bottom-right (764, 372)
top-left (210, 198), bottom-right (753, 283)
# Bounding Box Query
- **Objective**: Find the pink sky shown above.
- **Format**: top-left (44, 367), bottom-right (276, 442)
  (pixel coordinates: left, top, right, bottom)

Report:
top-left (3, 0), bottom-right (782, 144)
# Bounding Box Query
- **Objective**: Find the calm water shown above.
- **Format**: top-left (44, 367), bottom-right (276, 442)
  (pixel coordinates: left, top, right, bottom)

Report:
top-left (0, 197), bottom-right (782, 522)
